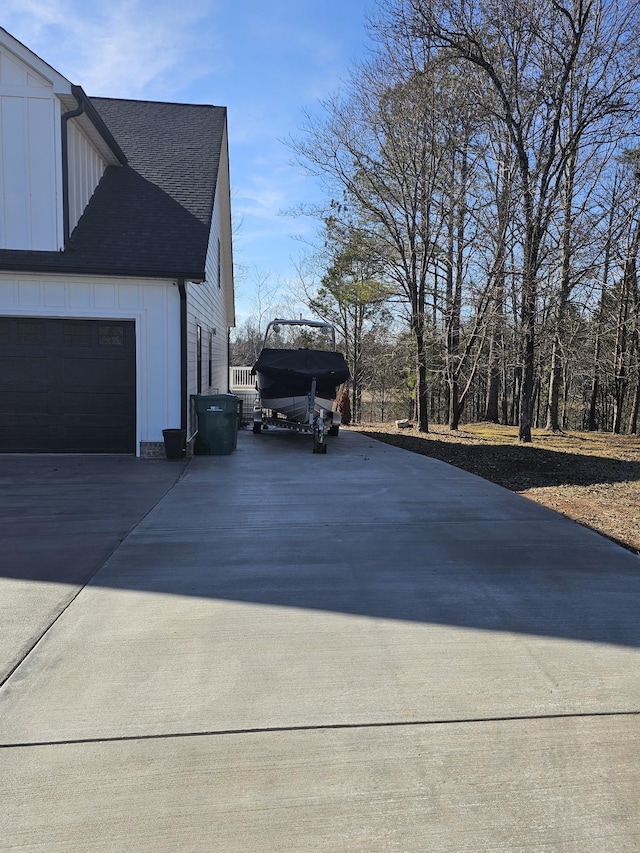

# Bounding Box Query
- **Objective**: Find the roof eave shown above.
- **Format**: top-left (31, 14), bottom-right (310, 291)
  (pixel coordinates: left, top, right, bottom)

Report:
top-left (0, 257), bottom-right (206, 282)
top-left (68, 86), bottom-right (128, 166)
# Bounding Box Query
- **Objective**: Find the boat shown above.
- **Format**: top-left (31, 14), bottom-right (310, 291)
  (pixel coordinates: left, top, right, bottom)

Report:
top-left (251, 319), bottom-right (350, 453)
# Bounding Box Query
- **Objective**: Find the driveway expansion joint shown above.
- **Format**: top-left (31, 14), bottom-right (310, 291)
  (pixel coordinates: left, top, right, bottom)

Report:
top-left (3, 709), bottom-right (638, 750)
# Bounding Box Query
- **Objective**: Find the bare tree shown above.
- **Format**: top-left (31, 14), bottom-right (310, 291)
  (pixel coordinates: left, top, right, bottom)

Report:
top-left (290, 45), bottom-right (452, 431)
top-left (397, 0), bottom-right (640, 440)
top-left (229, 268), bottom-right (288, 365)
top-left (612, 161), bottom-right (640, 432)
top-left (586, 168), bottom-right (624, 430)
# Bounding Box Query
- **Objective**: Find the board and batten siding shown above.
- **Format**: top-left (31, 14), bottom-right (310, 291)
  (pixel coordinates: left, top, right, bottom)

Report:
top-left (0, 274), bottom-right (182, 455)
top-left (0, 45), bottom-right (62, 251)
top-left (67, 120), bottom-right (106, 235)
top-left (186, 139), bottom-right (235, 402)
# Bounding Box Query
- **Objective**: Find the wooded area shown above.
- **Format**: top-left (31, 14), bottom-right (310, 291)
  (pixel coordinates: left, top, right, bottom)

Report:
top-left (234, 0), bottom-right (640, 439)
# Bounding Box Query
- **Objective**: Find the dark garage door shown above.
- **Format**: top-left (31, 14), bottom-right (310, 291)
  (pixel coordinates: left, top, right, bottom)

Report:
top-left (0, 317), bottom-right (136, 453)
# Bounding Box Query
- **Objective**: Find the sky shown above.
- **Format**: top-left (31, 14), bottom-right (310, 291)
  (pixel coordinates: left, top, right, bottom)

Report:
top-left (1, 0), bottom-right (375, 321)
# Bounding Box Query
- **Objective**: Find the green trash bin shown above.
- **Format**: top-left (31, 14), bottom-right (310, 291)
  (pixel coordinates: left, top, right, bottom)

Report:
top-left (191, 394), bottom-right (239, 455)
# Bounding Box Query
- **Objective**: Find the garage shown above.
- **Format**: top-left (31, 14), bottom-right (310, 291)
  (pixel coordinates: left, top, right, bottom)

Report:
top-left (0, 317), bottom-right (136, 453)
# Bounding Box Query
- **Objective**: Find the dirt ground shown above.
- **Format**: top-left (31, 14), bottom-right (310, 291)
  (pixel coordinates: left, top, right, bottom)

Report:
top-left (351, 421), bottom-right (640, 555)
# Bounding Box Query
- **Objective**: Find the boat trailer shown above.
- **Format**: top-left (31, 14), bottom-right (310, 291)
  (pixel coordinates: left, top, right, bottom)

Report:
top-left (253, 377), bottom-right (341, 453)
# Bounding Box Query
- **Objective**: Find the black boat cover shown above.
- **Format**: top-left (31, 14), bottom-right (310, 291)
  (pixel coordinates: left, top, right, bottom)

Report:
top-left (252, 348), bottom-right (350, 399)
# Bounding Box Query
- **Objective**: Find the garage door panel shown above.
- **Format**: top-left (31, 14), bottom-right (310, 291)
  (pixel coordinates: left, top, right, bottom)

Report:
top-left (0, 390), bottom-right (50, 414)
top-left (15, 320), bottom-right (46, 346)
top-left (59, 391), bottom-right (134, 417)
top-left (0, 419), bottom-right (53, 452)
top-left (57, 424), bottom-right (133, 453)
top-left (61, 356), bottom-right (134, 388)
top-left (0, 317), bottom-right (136, 453)
top-left (3, 354), bottom-right (49, 383)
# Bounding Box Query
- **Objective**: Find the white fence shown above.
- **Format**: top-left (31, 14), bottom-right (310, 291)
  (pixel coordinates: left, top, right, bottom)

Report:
top-left (229, 366), bottom-right (254, 390)
top-left (229, 366), bottom-right (256, 424)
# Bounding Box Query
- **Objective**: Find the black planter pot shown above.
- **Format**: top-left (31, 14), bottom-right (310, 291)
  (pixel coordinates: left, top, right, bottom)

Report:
top-left (162, 428), bottom-right (186, 460)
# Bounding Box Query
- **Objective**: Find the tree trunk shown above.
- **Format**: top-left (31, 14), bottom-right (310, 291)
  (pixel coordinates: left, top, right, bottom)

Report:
top-left (546, 158), bottom-right (575, 432)
top-left (449, 380), bottom-right (461, 430)
top-left (613, 232), bottom-right (639, 432)
top-left (628, 280), bottom-right (640, 434)
top-left (445, 139), bottom-right (469, 431)
top-left (445, 210), bottom-right (461, 431)
top-left (484, 331), bottom-right (501, 422)
top-left (587, 316), bottom-right (604, 432)
top-left (587, 202), bottom-right (615, 431)
top-left (612, 288), bottom-right (629, 434)
top-left (628, 373), bottom-right (640, 434)
top-left (501, 354), bottom-right (509, 425)
top-left (484, 154), bottom-right (510, 423)
top-left (546, 333), bottom-right (563, 431)
top-left (413, 311), bottom-right (429, 432)
top-left (519, 268), bottom-right (537, 442)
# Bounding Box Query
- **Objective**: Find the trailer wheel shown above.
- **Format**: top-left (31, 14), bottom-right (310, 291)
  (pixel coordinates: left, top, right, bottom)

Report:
top-left (253, 422), bottom-right (262, 434)
top-left (312, 431), bottom-right (328, 453)
top-left (328, 425), bottom-right (339, 437)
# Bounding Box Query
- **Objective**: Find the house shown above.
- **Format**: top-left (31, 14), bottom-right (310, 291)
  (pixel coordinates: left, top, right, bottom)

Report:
top-left (0, 27), bottom-right (235, 456)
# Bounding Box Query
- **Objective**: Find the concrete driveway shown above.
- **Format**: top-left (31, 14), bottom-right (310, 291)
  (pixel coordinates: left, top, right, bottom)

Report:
top-left (1, 428), bottom-right (639, 851)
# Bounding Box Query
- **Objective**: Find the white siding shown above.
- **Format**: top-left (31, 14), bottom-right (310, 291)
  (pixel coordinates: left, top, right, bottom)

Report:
top-left (0, 273), bottom-right (182, 454)
top-left (186, 194), bottom-right (229, 399)
top-left (67, 121), bottom-right (106, 234)
top-left (0, 46), bottom-right (62, 250)
top-left (186, 120), bottom-right (235, 401)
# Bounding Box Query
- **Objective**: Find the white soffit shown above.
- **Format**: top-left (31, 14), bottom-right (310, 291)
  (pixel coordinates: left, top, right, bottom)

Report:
top-left (68, 111), bottom-right (122, 167)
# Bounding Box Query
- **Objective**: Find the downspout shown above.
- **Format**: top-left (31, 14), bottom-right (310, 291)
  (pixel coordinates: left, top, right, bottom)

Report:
top-left (60, 91), bottom-right (85, 247)
top-left (178, 279), bottom-right (188, 434)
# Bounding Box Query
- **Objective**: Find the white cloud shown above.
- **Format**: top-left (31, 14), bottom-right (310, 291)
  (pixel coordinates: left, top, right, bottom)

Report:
top-left (1, 0), bottom-right (217, 98)
top-left (233, 165), bottom-right (317, 230)
top-left (235, 182), bottom-right (288, 222)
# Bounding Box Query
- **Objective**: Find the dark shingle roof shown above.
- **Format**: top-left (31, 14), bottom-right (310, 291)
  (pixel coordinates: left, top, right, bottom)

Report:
top-left (0, 98), bottom-right (226, 280)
